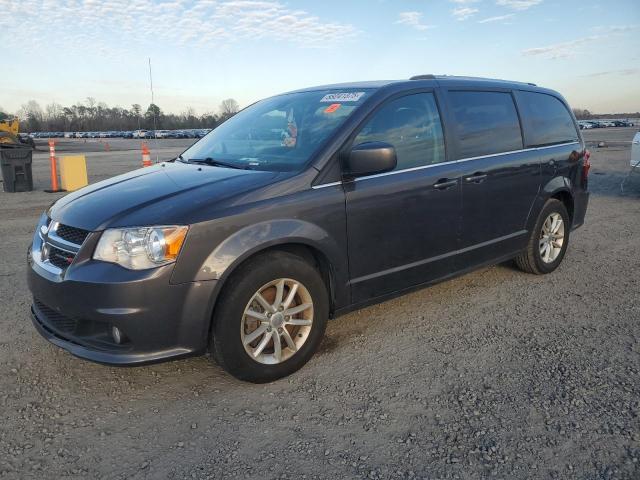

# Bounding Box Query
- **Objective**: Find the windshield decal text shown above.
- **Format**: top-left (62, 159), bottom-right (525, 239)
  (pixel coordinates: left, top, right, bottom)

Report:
top-left (320, 92), bottom-right (365, 103)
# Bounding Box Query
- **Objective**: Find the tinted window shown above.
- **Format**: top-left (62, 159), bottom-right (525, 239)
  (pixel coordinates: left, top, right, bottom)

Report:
top-left (448, 91), bottom-right (523, 158)
top-left (515, 91), bottom-right (579, 147)
top-left (353, 93), bottom-right (445, 170)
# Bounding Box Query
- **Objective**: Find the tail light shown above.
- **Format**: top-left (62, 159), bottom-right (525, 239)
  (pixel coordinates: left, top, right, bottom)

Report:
top-left (582, 149), bottom-right (591, 183)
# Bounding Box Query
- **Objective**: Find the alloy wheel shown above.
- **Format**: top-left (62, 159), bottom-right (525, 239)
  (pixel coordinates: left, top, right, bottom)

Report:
top-left (241, 278), bottom-right (314, 365)
top-left (539, 212), bottom-right (565, 263)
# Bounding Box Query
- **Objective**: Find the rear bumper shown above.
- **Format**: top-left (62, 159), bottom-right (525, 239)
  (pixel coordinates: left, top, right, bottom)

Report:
top-left (571, 190), bottom-right (589, 230)
top-left (27, 258), bottom-right (218, 366)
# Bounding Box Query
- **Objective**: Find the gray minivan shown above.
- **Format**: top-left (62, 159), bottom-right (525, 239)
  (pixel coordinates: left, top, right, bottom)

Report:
top-left (28, 76), bottom-right (590, 382)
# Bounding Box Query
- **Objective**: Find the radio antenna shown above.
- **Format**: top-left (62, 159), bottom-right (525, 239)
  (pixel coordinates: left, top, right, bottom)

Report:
top-left (148, 57), bottom-right (159, 162)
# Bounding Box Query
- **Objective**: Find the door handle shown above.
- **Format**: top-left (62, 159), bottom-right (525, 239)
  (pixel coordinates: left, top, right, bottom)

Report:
top-left (433, 178), bottom-right (458, 190)
top-left (463, 172), bottom-right (487, 183)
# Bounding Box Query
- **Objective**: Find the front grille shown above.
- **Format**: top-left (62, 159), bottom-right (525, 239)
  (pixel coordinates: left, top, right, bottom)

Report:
top-left (55, 224), bottom-right (90, 245)
top-left (48, 246), bottom-right (75, 269)
top-left (33, 299), bottom-right (77, 333)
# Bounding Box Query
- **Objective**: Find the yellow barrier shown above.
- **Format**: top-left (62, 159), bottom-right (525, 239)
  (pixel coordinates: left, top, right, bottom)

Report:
top-left (59, 155), bottom-right (88, 191)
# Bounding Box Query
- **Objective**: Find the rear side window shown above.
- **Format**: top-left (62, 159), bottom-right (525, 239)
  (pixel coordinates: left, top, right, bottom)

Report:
top-left (448, 91), bottom-right (523, 158)
top-left (515, 91), bottom-right (579, 147)
top-left (353, 93), bottom-right (445, 170)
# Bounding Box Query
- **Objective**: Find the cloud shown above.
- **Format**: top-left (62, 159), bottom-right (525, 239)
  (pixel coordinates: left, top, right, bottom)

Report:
top-left (522, 25), bottom-right (639, 59)
top-left (452, 7), bottom-right (479, 21)
top-left (592, 24), bottom-right (639, 34)
top-left (0, 0), bottom-right (359, 52)
top-left (395, 11), bottom-right (434, 31)
top-left (496, 0), bottom-right (542, 10)
top-left (582, 68), bottom-right (640, 78)
top-left (522, 36), bottom-right (598, 59)
top-left (478, 13), bottom-right (515, 23)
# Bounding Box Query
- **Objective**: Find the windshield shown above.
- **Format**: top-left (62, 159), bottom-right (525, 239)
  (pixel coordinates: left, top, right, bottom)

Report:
top-left (180, 89), bottom-right (372, 171)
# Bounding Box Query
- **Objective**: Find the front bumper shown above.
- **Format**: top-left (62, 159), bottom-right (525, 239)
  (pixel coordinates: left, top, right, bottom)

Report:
top-left (27, 254), bottom-right (218, 366)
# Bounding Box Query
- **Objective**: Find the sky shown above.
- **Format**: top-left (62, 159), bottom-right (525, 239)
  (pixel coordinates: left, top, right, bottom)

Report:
top-left (1, 0), bottom-right (639, 115)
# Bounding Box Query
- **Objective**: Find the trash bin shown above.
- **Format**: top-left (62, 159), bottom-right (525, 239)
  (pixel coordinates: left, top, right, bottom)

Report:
top-left (1, 145), bottom-right (33, 192)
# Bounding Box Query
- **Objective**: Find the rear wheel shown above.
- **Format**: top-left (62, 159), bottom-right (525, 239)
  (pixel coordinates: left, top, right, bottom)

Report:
top-left (211, 251), bottom-right (329, 383)
top-left (515, 199), bottom-right (570, 274)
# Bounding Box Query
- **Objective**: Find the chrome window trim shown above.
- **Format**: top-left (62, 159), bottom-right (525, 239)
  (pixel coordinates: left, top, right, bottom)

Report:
top-left (311, 181), bottom-right (342, 190)
top-left (534, 141), bottom-right (579, 151)
top-left (311, 141), bottom-right (579, 188)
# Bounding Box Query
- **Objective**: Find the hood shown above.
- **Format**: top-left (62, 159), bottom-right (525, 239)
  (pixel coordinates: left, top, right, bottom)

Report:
top-left (49, 162), bottom-right (280, 231)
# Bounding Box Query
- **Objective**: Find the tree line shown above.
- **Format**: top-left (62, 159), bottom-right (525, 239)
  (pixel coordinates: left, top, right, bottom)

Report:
top-left (0, 98), bottom-right (240, 133)
top-left (572, 108), bottom-right (640, 120)
top-left (1, 101), bottom-right (637, 132)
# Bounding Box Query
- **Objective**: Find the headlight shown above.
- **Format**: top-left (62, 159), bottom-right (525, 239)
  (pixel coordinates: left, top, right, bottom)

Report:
top-left (93, 226), bottom-right (188, 270)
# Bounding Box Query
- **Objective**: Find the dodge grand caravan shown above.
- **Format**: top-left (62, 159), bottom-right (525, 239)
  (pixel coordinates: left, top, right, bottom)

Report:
top-left (28, 76), bottom-right (590, 382)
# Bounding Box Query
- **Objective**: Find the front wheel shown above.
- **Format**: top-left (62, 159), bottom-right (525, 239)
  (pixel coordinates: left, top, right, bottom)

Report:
top-left (515, 199), bottom-right (570, 274)
top-left (211, 251), bottom-right (329, 383)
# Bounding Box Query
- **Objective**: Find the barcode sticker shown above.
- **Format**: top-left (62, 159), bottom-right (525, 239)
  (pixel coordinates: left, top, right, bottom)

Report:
top-left (320, 92), bottom-right (366, 103)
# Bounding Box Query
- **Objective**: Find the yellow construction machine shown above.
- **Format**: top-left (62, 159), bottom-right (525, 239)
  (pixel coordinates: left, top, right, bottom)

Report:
top-left (0, 118), bottom-right (35, 148)
top-left (0, 118), bottom-right (20, 144)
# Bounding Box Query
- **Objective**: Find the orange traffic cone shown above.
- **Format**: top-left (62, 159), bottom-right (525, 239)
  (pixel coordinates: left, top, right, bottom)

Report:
top-left (141, 142), bottom-right (152, 167)
top-left (44, 139), bottom-right (65, 193)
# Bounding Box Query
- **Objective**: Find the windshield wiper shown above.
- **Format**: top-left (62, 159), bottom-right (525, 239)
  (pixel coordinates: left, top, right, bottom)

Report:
top-left (188, 157), bottom-right (250, 170)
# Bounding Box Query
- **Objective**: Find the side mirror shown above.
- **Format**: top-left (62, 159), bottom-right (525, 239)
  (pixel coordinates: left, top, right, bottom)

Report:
top-left (343, 142), bottom-right (397, 178)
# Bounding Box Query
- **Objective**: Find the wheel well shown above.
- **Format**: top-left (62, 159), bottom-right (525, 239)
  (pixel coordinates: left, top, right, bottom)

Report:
top-left (219, 243), bottom-right (336, 315)
top-left (551, 191), bottom-right (574, 223)
top-left (269, 244), bottom-right (334, 309)
top-left (206, 243), bottom-right (337, 350)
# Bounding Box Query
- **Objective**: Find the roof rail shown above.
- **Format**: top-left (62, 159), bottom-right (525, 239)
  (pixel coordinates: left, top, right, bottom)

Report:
top-left (527, 82), bottom-right (537, 86)
top-left (410, 74), bottom-right (436, 80)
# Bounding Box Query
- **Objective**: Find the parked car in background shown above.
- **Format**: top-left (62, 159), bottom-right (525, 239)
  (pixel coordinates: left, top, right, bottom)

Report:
top-left (18, 133), bottom-right (36, 149)
top-left (632, 132), bottom-right (640, 169)
top-left (27, 75), bottom-right (590, 383)
top-left (132, 129), bottom-right (149, 139)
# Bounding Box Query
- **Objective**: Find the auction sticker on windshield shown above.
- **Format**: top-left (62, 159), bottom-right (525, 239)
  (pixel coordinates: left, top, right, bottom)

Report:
top-left (320, 92), bottom-right (365, 102)
top-left (324, 103), bottom-right (341, 113)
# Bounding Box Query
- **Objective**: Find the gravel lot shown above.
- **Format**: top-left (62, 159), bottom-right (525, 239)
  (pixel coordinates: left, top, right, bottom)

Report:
top-left (1, 129), bottom-right (639, 479)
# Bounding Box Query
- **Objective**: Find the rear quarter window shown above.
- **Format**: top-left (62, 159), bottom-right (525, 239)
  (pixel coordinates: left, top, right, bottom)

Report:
top-left (448, 91), bottom-right (523, 159)
top-left (515, 91), bottom-right (579, 147)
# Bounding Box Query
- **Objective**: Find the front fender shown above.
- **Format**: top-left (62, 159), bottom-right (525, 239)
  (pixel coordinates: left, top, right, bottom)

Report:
top-left (194, 219), bottom-right (344, 283)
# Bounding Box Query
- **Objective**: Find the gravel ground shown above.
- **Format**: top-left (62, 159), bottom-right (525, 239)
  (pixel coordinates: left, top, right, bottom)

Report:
top-left (1, 130), bottom-right (639, 479)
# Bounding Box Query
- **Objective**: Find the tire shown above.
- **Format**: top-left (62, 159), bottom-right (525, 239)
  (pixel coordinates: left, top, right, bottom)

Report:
top-left (515, 199), bottom-right (570, 274)
top-left (210, 250), bottom-right (329, 383)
